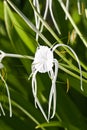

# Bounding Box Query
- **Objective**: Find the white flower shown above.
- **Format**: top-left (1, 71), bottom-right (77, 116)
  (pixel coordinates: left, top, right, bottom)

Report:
top-left (33, 46), bottom-right (54, 73)
top-left (30, 44), bottom-right (83, 121)
top-left (31, 45), bottom-right (58, 121)
top-left (0, 45), bottom-right (83, 121)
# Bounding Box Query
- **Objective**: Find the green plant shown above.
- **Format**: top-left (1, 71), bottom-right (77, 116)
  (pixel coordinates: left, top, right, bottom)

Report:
top-left (0, 0), bottom-right (87, 130)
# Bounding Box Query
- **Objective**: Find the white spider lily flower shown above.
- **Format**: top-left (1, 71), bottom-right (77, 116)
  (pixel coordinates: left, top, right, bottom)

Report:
top-left (31, 46), bottom-right (56, 122)
top-left (0, 63), bottom-right (12, 117)
top-left (33, 0), bottom-right (61, 41)
top-left (0, 45), bottom-right (83, 121)
top-left (31, 44), bottom-right (83, 121)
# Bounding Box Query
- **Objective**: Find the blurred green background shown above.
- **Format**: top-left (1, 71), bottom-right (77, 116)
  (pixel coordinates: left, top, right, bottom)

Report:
top-left (0, 0), bottom-right (87, 130)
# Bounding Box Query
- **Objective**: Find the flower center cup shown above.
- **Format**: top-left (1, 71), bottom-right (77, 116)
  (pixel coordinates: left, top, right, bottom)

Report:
top-left (33, 46), bottom-right (54, 73)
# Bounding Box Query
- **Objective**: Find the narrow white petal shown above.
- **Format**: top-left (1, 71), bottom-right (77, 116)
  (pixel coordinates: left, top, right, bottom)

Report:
top-left (33, 0), bottom-right (41, 41)
top-left (40, 0), bottom-right (49, 33)
top-left (49, 0), bottom-right (61, 34)
top-left (35, 97), bottom-right (48, 122)
top-left (51, 59), bottom-right (58, 118)
top-left (35, 0), bottom-right (41, 41)
top-left (48, 70), bottom-right (54, 120)
top-left (52, 44), bottom-right (83, 91)
top-left (33, 0), bottom-right (38, 27)
top-left (48, 79), bottom-right (57, 120)
top-left (32, 71), bottom-right (48, 121)
top-left (48, 70), bottom-right (54, 79)
top-left (0, 74), bottom-right (12, 117)
top-left (54, 59), bottom-right (59, 81)
top-left (28, 72), bottom-right (33, 80)
top-left (51, 86), bottom-right (56, 119)
top-left (43, 0), bottom-right (49, 20)
top-left (35, 0), bottom-right (40, 13)
top-left (32, 70), bottom-right (38, 108)
top-left (33, 0), bottom-right (40, 26)
top-left (48, 81), bottom-right (54, 120)
top-left (48, 60), bottom-right (58, 120)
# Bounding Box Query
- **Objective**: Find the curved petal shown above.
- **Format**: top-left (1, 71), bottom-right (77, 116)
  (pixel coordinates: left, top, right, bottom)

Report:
top-left (48, 70), bottom-right (54, 120)
top-left (48, 59), bottom-right (58, 120)
top-left (32, 70), bottom-right (48, 121)
top-left (33, 0), bottom-right (41, 41)
top-left (51, 59), bottom-right (58, 119)
top-left (52, 44), bottom-right (83, 91)
top-left (32, 70), bottom-right (38, 108)
top-left (0, 74), bottom-right (12, 117)
top-left (49, 0), bottom-right (61, 34)
top-left (40, 0), bottom-right (49, 33)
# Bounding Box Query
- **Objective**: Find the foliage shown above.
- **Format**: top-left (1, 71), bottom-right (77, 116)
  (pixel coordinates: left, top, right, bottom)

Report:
top-left (0, 0), bottom-right (87, 130)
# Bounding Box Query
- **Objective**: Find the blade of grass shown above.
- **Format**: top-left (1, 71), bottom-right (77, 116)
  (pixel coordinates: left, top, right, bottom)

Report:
top-left (59, 64), bottom-right (87, 84)
top-left (0, 93), bottom-right (46, 130)
top-left (36, 121), bottom-right (80, 130)
top-left (60, 63), bottom-right (87, 80)
top-left (36, 121), bottom-right (66, 129)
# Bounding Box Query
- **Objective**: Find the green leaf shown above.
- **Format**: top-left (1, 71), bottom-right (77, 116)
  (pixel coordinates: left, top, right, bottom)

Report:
top-left (0, 89), bottom-right (46, 130)
top-left (0, 0), bottom-right (4, 20)
top-left (4, 0), bottom-right (35, 53)
top-left (36, 121), bottom-right (80, 130)
top-left (56, 86), bottom-right (87, 130)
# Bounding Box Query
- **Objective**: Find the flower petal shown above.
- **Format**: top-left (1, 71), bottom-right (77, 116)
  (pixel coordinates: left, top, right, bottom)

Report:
top-left (0, 73), bottom-right (12, 117)
top-left (52, 44), bottom-right (83, 91)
